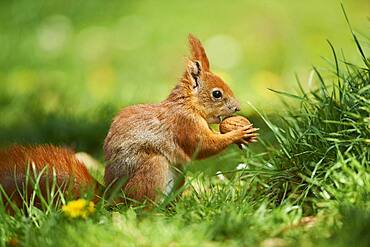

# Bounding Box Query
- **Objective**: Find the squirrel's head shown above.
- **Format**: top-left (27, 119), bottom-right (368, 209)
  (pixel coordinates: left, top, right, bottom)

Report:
top-left (179, 34), bottom-right (240, 124)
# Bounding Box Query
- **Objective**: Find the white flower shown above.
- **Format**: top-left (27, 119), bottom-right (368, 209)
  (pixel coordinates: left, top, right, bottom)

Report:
top-left (216, 171), bottom-right (226, 181)
top-left (265, 163), bottom-right (274, 169)
top-left (236, 163), bottom-right (248, 170)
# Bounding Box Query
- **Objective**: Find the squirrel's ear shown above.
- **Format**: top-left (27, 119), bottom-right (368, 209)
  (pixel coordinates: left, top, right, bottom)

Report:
top-left (186, 59), bottom-right (202, 92)
top-left (188, 34), bottom-right (210, 71)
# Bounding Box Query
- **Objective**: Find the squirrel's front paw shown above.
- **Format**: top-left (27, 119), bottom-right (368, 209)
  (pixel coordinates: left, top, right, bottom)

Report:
top-left (240, 125), bottom-right (259, 143)
top-left (241, 125), bottom-right (259, 144)
top-left (229, 124), bottom-right (259, 143)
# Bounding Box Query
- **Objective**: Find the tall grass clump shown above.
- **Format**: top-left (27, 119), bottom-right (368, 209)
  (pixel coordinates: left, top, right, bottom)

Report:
top-left (247, 25), bottom-right (369, 212)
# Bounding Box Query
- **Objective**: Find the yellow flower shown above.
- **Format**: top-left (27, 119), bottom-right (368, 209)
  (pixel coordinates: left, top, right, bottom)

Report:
top-left (62, 199), bottom-right (95, 219)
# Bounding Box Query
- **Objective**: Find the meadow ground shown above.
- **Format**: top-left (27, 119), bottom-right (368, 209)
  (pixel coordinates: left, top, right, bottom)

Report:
top-left (0, 1), bottom-right (369, 246)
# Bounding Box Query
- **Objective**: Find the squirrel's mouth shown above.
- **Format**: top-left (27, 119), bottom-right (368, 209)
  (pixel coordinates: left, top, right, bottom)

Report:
top-left (216, 115), bottom-right (226, 124)
top-left (209, 114), bottom-right (233, 124)
top-left (217, 112), bottom-right (235, 123)
top-left (211, 115), bottom-right (221, 124)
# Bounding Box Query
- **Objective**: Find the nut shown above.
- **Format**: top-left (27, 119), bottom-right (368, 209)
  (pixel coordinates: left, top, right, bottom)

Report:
top-left (220, 116), bottom-right (253, 149)
top-left (219, 116), bottom-right (251, 134)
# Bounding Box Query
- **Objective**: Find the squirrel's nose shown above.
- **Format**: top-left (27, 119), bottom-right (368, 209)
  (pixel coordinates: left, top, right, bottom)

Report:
top-left (228, 99), bottom-right (240, 112)
top-left (229, 104), bottom-right (240, 112)
top-left (230, 100), bottom-right (241, 112)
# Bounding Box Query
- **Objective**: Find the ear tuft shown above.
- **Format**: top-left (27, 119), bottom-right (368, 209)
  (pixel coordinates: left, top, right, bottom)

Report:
top-left (188, 34), bottom-right (210, 71)
top-left (187, 60), bottom-right (202, 91)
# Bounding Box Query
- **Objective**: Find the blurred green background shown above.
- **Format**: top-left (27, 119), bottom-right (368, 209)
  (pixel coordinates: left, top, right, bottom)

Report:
top-left (0, 0), bottom-right (369, 160)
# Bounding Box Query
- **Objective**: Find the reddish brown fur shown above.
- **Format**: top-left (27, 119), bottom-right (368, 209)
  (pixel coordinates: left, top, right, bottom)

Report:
top-left (188, 34), bottom-right (210, 71)
top-left (0, 145), bottom-right (96, 208)
top-left (124, 154), bottom-right (168, 202)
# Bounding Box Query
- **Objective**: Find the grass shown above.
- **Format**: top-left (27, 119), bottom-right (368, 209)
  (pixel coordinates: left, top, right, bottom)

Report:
top-left (1, 2), bottom-right (370, 246)
top-left (250, 48), bottom-right (370, 211)
top-left (0, 23), bottom-right (369, 246)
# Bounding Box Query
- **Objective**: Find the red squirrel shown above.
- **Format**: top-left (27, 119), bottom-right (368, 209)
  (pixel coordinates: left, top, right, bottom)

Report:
top-left (0, 35), bottom-right (258, 207)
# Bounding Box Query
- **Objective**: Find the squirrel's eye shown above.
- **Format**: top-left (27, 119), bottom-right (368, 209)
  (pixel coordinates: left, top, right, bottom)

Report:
top-left (212, 90), bottom-right (223, 99)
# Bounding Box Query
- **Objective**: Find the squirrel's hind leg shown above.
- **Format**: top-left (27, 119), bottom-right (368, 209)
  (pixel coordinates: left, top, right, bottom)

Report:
top-left (124, 155), bottom-right (170, 203)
